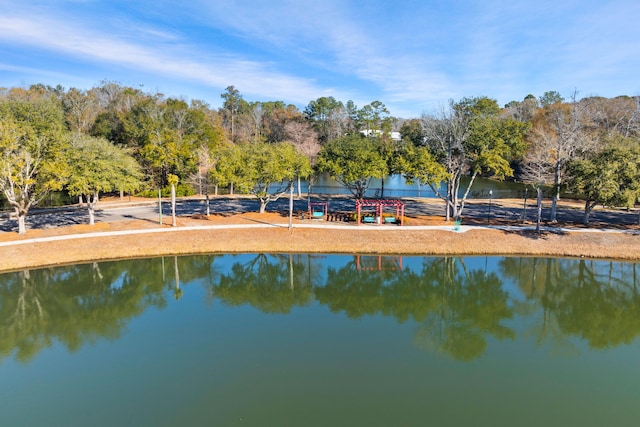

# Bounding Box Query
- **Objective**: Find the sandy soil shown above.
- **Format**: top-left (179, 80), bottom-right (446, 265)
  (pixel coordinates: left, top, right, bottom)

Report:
top-left (1, 209), bottom-right (639, 272)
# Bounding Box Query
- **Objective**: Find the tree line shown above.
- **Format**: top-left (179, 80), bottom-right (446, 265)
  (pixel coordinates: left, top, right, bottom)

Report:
top-left (1, 82), bottom-right (639, 233)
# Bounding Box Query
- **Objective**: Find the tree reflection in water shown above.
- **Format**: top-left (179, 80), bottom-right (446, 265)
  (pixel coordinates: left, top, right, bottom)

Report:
top-left (1, 254), bottom-right (639, 364)
top-left (0, 259), bottom-right (170, 363)
top-left (212, 254), bottom-right (316, 313)
top-left (501, 257), bottom-right (640, 349)
top-left (412, 258), bottom-right (515, 361)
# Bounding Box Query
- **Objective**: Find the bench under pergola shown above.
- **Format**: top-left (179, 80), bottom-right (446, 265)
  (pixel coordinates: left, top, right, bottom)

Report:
top-left (308, 201), bottom-right (329, 219)
top-left (355, 199), bottom-right (405, 226)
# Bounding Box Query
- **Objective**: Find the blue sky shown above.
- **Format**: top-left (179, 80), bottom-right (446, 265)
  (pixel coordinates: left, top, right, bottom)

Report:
top-left (1, 0), bottom-right (638, 118)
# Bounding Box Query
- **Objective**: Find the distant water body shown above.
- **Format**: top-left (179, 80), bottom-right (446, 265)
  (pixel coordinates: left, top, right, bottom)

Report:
top-left (304, 173), bottom-right (529, 199)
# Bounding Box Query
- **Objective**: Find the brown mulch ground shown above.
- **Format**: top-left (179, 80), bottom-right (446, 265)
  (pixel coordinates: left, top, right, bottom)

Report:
top-left (1, 209), bottom-right (639, 272)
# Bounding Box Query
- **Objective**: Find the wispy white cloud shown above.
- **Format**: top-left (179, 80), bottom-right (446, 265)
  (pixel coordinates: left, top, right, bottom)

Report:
top-left (186, 0), bottom-right (458, 109)
top-left (0, 8), bottom-right (343, 105)
top-left (0, 61), bottom-right (98, 89)
top-left (0, 0), bottom-right (638, 116)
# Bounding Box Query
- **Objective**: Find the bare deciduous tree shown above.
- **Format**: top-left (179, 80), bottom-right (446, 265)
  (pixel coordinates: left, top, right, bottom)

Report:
top-left (520, 146), bottom-right (555, 233)
top-left (285, 121), bottom-right (320, 197)
top-left (249, 102), bottom-right (264, 142)
top-left (527, 91), bottom-right (594, 222)
top-left (61, 88), bottom-right (100, 133)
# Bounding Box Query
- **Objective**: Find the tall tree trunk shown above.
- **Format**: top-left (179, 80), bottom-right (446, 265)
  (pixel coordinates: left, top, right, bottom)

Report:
top-left (445, 182), bottom-right (452, 221)
top-left (456, 172), bottom-right (478, 220)
top-left (550, 164), bottom-right (561, 223)
top-left (17, 211), bottom-right (26, 235)
top-left (583, 200), bottom-right (595, 225)
top-left (87, 199), bottom-right (95, 226)
top-left (231, 113), bottom-right (235, 143)
top-left (536, 186), bottom-right (543, 234)
top-left (289, 182), bottom-right (294, 231)
top-left (171, 184), bottom-right (177, 227)
top-left (158, 188), bottom-right (163, 225)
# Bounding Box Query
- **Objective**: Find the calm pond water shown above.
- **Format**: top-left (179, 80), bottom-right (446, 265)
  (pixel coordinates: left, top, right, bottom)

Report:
top-left (1, 254), bottom-right (639, 426)
top-left (304, 174), bottom-right (530, 199)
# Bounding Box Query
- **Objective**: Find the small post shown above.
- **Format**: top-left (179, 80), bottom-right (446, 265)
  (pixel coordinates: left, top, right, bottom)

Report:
top-left (522, 188), bottom-right (528, 223)
top-left (158, 188), bottom-right (163, 225)
top-left (168, 174), bottom-right (179, 227)
top-left (488, 190), bottom-right (493, 223)
top-left (536, 185), bottom-right (543, 234)
top-left (289, 181), bottom-right (294, 231)
top-left (171, 184), bottom-right (177, 227)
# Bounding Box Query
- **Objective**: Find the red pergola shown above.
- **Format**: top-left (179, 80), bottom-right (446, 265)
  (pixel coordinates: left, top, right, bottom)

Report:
top-left (355, 199), bottom-right (405, 226)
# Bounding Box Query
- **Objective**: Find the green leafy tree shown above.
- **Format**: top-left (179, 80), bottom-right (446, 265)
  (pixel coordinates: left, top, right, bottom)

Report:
top-left (0, 97), bottom-right (69, 234)
top-left (399, 119), bottom-right (425, 146)
top-left (565, 134), bottom-right (640, 224)
top-left (119, 96), bottom-right (204, 189)
top-left (90, 85), bottom-right (225, 194)
top-left (354, 101), bottom-right (396, 197)
top-left (539, 90), bottom-right (564, 108)
top-left (89, 85), bottom-right (223, 193)
top-left (210, 142), bottom-right (244, 195)
top-left (89, 82), bottom-right (145, 144)
top-left (65, 133), bottom-right (143, 225)
top-left (214, 142), bottom-right (311, 213)
top-left (422, 97), bottom-right (528, 220)
top-left (393, 141), bottom-right (448, 192)
top-left (220, 85), bottom-right (249, 142)
top-left (357, 100), bottom-right (393, 138)
top-left (315, 133), bottom-right (387, 198)
top-left (304, 96), bottom-right (348, 143)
